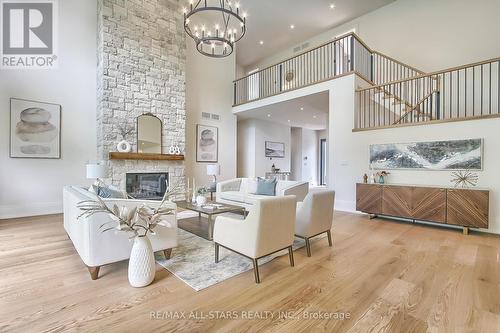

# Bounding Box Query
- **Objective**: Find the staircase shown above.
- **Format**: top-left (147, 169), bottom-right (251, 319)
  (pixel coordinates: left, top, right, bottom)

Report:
top-left (356, 58), bottom-right (500, 130)
top-left (232, 32), bottom-right (500, 130)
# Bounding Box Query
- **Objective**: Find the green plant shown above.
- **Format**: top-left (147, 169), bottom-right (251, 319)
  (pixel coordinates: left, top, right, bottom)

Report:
top-left (197, 186), bottom-right (208, 195)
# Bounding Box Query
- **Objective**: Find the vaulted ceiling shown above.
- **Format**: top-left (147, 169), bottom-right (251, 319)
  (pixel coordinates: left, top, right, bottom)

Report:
top-left (236, 0), bottom-right (395, 68)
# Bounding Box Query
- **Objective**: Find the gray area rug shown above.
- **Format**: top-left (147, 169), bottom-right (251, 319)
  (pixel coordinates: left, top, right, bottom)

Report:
top-left (156, 214), bottom-right (325, 291)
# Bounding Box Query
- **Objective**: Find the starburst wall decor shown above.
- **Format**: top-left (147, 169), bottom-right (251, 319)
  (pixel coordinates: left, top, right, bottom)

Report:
top-left (450, 170), bottom-right (479, 188)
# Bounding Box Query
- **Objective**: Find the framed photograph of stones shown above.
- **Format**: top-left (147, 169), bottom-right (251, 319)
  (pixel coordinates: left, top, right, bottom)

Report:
top-left (10, 98), bottom-right (61, 159)
top-left (196, 124), bottom-right (218, 163)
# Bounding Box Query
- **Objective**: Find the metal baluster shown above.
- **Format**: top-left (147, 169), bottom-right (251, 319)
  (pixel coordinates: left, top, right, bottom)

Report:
top-left (481, 64), bottom-right (483, 115)
top-left (490, 62), bottom-right (492, 115)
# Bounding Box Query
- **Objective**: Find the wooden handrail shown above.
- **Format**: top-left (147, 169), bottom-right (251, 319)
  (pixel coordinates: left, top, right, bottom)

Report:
top-left (372, 51), bottom-right (425, 75)
top-left (233, 32), bottom-right (423, 84)
top-left (357, 56), bottom-right (500, 92)
top-left (233, 32), bottom-right (358, 83)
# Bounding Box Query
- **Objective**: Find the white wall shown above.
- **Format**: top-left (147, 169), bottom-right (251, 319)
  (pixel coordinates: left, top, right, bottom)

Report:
top-left (328, 75), bottom-right (500, 234)
top-left (245, 0), bottom-right (500, 74)
top-left (0, 0), bottom-right (97, 219)
top-left (236, 119), bottom-right (291, 178)
top-left (237, 119), bottom-right (256, 178)
top-left (185, 42), bottom-right (237, 185)
top-left (290, 127), bottom-right (302, 181)
top-left (301, 129), bottom-right (318, 185)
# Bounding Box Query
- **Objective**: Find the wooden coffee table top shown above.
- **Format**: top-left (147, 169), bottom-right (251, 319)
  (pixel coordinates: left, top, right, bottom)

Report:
top-left (175, 200), bottom-right (245, 216)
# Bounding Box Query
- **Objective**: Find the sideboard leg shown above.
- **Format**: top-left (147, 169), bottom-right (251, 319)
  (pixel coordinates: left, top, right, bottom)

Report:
top-left (463, 227), bottom-right (469, 235)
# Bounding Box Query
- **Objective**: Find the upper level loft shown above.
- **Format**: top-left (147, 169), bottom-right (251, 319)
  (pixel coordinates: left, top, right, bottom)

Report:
top-left (233, 33), bottom-right (500, 131)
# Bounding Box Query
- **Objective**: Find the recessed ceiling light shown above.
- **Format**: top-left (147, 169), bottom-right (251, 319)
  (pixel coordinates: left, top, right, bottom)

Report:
top-left (259, 40), bottom-right (264, 45)
top-left (300, 107), bottom-right (304, 111)
top-left (267, 114), bottom-right (271, 117)
top-left (329, 3), bottom-right (335, 9)
top-left (313, 115), bottom-right (317, 119)
top-left (290, 24), bottom-right (295, 29)
top-left (287, 119), bottom-right (291, 122)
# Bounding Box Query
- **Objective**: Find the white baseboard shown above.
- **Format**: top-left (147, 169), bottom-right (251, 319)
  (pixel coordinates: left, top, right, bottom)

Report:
top-left (0, 202), bottom-right (62, 220)
top-left (334, 200), bottom-right (357, 214)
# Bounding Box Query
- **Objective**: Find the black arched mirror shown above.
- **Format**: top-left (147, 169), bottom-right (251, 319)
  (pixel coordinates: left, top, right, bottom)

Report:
top-left (137, 113), bottom-right (162, 154)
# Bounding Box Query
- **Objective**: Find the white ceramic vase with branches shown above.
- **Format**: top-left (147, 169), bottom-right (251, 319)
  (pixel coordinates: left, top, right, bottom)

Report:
top-left (78, 181), bottom-right (183, 287)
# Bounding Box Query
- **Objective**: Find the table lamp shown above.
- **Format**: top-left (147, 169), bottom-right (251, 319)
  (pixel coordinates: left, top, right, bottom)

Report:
top-left (207, 164), bottom-right (220, 183)
top-left (86, 163), bottom-right (108, 196)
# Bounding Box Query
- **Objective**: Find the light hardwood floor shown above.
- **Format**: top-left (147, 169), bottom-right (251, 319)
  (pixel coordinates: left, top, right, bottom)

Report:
top-left (0, 212), bottom-right (499, 333)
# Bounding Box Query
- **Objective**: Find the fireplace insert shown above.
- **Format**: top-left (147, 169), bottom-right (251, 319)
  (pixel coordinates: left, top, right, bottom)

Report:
top-left (126, 172), bottom-right (168, 200)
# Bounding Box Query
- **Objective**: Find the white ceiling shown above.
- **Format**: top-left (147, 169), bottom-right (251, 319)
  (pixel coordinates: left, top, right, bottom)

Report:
top-left (237, 91), bottom-right (329, 130)
top-left (236, 0), bottom-right (395, 68)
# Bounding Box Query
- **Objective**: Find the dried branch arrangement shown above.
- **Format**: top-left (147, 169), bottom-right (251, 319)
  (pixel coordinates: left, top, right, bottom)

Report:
top-left (77, 180), bottom-right (184, 238)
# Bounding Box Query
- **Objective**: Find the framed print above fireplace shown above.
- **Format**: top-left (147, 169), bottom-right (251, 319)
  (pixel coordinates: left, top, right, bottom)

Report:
top-left (10, 98), bottom-right (61, 159)
top-left (196, 124), bottom-right (218, 162)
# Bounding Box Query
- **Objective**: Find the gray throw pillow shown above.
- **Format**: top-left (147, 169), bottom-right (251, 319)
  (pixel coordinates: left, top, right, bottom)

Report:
top-left (92, 184), bottom-right (125, 199)
top-left (255, 177), bottom-right (277, 196)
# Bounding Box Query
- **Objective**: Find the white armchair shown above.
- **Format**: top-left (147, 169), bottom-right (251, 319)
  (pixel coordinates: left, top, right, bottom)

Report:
top-left (295, 191), bottom-right (335, 257)
top-left (213, 196), bottom-right (297, 283)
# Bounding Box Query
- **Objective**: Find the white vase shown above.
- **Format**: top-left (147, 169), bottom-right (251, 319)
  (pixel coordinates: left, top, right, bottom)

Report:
top-left (196, 195), bottom-right (207, 206)
top-left (128, 236), bottom-right (155, 288)
top-left (117, 140), bottom-right (132, 153)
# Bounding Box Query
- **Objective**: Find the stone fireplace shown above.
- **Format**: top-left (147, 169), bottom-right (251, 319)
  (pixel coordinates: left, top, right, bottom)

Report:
top-left (96, 0), bottom-right (186, 190)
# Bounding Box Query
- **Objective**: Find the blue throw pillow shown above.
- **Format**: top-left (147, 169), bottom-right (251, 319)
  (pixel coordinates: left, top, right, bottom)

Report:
top-left (255, 177), bottom-right (277, 196)
top-left (92, 184), bottom-right (125, 199)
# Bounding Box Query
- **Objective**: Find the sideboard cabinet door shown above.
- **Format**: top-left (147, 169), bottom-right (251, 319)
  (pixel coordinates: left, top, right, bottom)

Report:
top-left (412, 187), bottom-right (447, 223)
top-left (447, 189), bottom-right (489, 228)
top-left (382, 185), bottom-right (413, 219)
top-left (356, 184), bottom-right (382, 214)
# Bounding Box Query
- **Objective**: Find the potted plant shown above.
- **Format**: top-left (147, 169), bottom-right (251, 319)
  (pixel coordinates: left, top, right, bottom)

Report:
top-left (196, 186), bottom-right (208, 206)
top-left (77, 181), bottom-right (183, 287)
top-left (376, 171), bottom-right (390, 184)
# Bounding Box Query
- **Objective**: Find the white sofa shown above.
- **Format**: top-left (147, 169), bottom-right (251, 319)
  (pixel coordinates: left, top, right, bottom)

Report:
top-left (63, 186), bottom-right (177, 280)
top-left (216, 178), bottom-right (309, 209)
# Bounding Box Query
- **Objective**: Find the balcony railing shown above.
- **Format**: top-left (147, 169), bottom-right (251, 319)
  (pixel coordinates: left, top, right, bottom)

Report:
top-left (233, 32), bottom-right (424, 106)
top-left (355, 57), bottom-right (500, 130)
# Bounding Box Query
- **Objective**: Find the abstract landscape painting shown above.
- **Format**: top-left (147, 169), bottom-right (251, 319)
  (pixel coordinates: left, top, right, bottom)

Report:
top-left (265, 141), bottom-right (285, 158)
top-left (370, 139), bottom-right (482, 170)
top-left (10, 98), bottom-right (61, 159)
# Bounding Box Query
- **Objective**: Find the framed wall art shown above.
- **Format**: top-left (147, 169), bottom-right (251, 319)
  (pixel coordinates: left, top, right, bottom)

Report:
top-left (369, 139), bottom-right (483, 170)
top-left (10, 98), bottom-right (61, 159)
top-left (196, 124), bottom-right (218, 162)
top-left (265, 141), bottom-right (285, 158)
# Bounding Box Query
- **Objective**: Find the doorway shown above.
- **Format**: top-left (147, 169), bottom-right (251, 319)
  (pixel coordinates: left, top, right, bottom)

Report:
top-left (319, 139), bottom-right (327, 185)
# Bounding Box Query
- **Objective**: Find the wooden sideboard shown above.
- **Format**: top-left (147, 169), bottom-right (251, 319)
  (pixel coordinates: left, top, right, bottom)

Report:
top-left (356, 183), bottom-right (489, 234)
